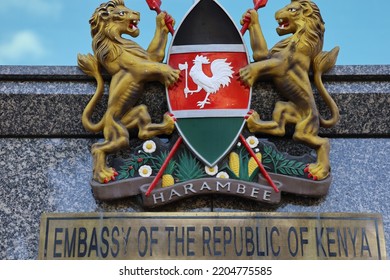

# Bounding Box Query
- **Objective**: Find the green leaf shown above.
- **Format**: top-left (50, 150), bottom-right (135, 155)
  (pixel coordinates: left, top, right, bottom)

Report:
top-left (294, 162), bottom-right (305, 169)
top-left (279, 160), bottom-right (288, 167)
top-left (175, 150), bottom-right (205, 181)
top-left (264, 145), bottom-right (272, 154)
top-left (117, 170), bottom-right (130, 180)
top-left (286, 160), bottom-right (296, 167)
top-left (276, 153), bottom-right (285, 161)
top-left (226, 168), bottom-right (239, 180)
top-left (248, 167), bottom-right (259, 182)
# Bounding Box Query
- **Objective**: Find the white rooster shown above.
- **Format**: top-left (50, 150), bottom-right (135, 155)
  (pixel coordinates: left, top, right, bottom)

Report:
top-left (185, 55), bottom-right (234, 108)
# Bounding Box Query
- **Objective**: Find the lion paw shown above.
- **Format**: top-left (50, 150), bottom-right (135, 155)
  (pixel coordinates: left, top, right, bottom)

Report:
top-left (94, 167), bottom-right (119, 184)
top-left (239, 65), bottom-right (256, 87)
top-left (164, 67), bottom-right (181, 87)
top-left (304, 163), bottom-right (329, 181)
top-left (246, 111), bottom-right (261, 132)
top-left (162, 113), bottom-right (176, 135)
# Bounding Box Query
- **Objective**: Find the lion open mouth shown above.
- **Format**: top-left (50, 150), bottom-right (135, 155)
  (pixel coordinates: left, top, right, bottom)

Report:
top-left (129, 19), bottom-right (139, 31)
top-left (277, 18), bottom-right (289, 29)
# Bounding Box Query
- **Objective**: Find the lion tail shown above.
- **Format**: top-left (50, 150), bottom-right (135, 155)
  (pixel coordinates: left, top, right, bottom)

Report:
top-left (77, 53), bottom-right (105, 133)
top-left (313, 47), bottom-right (340, 128)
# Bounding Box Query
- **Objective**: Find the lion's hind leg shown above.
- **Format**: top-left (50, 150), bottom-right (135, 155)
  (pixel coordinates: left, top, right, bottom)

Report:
top-left (92, 143), bottom-right (118, 184)
top-left (121, 104), bottom-right (175, 139)
top-left (293, 117), bottom-right (331, 180)
top-left (92, 115), bottom-right (129, 183)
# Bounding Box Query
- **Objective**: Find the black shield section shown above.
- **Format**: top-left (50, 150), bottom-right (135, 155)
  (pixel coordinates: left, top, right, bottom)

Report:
top-left (173, 0), bottom-right (242, 45)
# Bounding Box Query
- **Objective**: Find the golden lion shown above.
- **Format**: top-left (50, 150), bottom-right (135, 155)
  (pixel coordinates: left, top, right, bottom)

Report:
top-left (77, 0), bottom-right (180, 183)
top-left (239, 0), bottom-right (340, 180)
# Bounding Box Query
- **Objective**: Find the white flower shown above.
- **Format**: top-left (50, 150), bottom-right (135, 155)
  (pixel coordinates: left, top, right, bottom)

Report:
top-left (246, 136), bottom-right (259, 148)
top-left (216, 172), bottom-right (229, 179)
top-left (205, 165), bottom-right (218, 176)
top-left (138, 165), bottom-right (152, 177)
top-left (255, 148), bottom-right (260, 153)
top-left (142, 140), bottom-right (156, 153)
top-left (237, 142), bottom-right (242, 147)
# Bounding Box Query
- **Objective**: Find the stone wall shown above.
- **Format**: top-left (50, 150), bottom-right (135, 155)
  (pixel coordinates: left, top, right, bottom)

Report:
top-left (0, 65), bottom-right (389, 259)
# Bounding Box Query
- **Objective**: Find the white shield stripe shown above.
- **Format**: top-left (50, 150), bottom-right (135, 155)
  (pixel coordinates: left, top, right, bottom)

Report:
top-left (170, 44), bottom-right (246, 54)
top-left (171, 109), bottom-right (248, 118)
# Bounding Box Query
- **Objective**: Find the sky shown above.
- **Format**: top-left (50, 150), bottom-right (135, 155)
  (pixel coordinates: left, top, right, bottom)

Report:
top-left (0, 0), bottom-right (389, 66)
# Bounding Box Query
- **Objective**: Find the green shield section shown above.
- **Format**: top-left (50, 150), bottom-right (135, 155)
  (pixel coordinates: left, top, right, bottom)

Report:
top-left (176, 117), bottom-right (244, 166)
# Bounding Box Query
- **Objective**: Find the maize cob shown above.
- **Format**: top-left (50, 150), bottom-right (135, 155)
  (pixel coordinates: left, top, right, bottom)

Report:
top-left (248, 153), bottom-right (262, 177)
top-left (229, 152), bottom-right (240, 177)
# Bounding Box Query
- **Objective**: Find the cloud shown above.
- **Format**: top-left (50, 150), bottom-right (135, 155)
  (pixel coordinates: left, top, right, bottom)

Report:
top-left (0, 0), bottom-right (62, 17)
top-left (0, 31), bottom-right (46, 64)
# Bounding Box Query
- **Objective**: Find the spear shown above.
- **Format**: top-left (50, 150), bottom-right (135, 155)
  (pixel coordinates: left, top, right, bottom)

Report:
top-left (239, 1), bottom-right (278, 193)
top-left (146, 0), bottom-right (175, 35)
top-left (145, 136), bottom-right (183, 197)
top-left (240, 0), bottom-right (268, 35)
top-left (239, 134), bottom-right (279, 193)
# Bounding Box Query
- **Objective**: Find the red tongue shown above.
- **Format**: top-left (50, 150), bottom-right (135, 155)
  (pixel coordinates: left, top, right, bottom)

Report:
top-left (279, 22), bottom-right (289, 28)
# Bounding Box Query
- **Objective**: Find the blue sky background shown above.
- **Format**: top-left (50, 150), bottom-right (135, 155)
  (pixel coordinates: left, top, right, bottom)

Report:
top-left (0, 0), bottom-right (389, 66)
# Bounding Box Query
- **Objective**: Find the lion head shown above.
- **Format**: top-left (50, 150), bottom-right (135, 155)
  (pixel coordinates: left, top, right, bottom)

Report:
top-left (89, 0), bottom-right (147, 63)
top-left (274, 0), bottom-right (325, 56)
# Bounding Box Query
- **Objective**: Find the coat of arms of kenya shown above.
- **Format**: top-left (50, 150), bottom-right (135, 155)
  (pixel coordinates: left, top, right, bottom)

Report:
top-left (78, 0), bottom-right (340, 207)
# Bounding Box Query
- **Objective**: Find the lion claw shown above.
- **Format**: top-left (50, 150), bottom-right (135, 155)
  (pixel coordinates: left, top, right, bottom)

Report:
top-left (305, 164), bottom-right (326, 181)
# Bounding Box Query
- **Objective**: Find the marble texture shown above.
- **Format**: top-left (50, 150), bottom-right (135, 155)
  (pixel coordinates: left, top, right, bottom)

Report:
top-left (0, 138), bottom-right (212, 259)
top-left (1, 65), bottom-right (390, 136)
top-left (0, 138), bottom-right (388, 259)
top-left (0, 65), bottom-right (389, 259)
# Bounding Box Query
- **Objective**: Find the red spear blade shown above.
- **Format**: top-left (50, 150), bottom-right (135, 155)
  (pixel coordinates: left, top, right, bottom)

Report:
top-left (254, 0), bottom-right (268, 10)
top-left (145, 0), bottom-right (174, 35)
top-left (146, 0), bottom-right (162, 13)
top-left (241, 0), bottom-right (269, 35)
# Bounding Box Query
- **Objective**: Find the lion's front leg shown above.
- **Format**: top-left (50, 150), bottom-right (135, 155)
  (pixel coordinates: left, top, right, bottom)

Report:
top-left (247, 101), bottom-right (300, 137)
top-left (239, 58), bottom-right (283, 86)
top-left (147, 12), bottom-right (175, 62)
top-left (159, 64), bottom-right (181, 87)
top-left (136, 61), bottom-right (180, 87)
top-left (121, 105), bottom-right (175, 139)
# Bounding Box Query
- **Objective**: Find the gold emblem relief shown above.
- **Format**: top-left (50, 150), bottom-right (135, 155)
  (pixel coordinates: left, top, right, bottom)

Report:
top-left (239, 0), bottom-right (340, 180)
top-left (77, 0), bottom-right (180, 183)
top-left (76, 0), bottom-right (342, 206)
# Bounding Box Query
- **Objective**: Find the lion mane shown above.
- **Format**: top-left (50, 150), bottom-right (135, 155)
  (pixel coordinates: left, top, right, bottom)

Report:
top-left (271, 0), bottom-right (324, 60)
top-left (88, 0), bottom-right (148, 63)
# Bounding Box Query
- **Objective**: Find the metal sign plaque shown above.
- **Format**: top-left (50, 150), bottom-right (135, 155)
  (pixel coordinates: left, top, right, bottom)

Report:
top-left (39, 212), bottom-right (386, 260)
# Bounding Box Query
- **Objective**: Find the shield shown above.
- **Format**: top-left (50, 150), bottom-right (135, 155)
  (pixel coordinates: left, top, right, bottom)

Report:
top-left (166, 0), bottom-right (251, 167)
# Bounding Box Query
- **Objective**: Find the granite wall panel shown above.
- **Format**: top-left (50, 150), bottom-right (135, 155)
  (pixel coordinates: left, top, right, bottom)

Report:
top-left (0, 66), bottom-right (389, 259)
